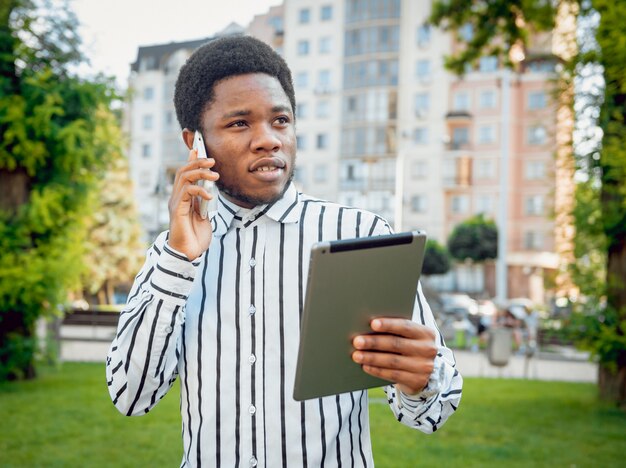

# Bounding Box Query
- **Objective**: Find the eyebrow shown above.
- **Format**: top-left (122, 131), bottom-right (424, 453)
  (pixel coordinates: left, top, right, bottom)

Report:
top-left (220, 105), bottom-right (293, 120)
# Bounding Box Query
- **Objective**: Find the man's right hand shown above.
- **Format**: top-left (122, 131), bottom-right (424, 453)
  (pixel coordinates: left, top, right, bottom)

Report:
top-left (167, 148), bottom-right (219, 260)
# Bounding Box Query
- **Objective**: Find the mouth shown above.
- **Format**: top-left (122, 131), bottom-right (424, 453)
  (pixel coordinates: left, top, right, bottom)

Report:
top-left (250, 157), bottom-right (286, 174)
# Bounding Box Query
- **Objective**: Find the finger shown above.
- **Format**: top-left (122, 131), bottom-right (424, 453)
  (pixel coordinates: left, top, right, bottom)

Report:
top-left (352, 334), bottom-right (438, 358)
top-left (172, 161), bottom-right (218, 195)
top-left (352, 350), bottom-right (434, 375)
top-left (359, 364), bottom-right (430, 394)
top-left (370, 318), bottom-right (436, 341)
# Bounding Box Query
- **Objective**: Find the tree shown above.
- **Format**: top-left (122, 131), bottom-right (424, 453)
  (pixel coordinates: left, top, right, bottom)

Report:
top-left (447, 214), bottom-right (498, 263)
top-left (0, 0), bottom-right (120, 380)
top-left (422, 239), bottom-right (451, 276)
top-left (431, 0), bottom-right (626, 406)
top-left (80, 113), bottom-right (145, 305)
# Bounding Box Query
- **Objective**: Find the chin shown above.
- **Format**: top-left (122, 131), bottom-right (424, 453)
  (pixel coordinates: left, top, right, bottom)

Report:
top-left (219, 181), bottom-right (291, 208)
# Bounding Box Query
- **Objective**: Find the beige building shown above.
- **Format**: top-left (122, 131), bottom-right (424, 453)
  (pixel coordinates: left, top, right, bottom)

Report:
top-left (125, 0), bottom-right (573, 302)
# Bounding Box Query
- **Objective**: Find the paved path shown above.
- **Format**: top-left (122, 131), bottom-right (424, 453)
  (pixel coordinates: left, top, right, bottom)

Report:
top-left (58, 325), bottom-right (598, 384)
top-left (453, 349), bottom-right (598, 383)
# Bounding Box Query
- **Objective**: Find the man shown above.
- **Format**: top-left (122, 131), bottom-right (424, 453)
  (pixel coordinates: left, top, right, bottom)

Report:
top-left (107, 35), bottom-right (462, 467)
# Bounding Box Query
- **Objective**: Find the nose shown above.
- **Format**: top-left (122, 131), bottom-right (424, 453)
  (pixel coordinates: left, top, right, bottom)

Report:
top-left (251, 123), bottom-right (282, 153)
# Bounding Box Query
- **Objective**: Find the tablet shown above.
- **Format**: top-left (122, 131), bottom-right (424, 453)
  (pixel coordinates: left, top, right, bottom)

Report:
top-left (293, 230), bottom-right (427, 401)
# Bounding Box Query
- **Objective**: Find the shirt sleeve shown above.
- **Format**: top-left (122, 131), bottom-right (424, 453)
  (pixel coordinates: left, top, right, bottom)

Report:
top-left (368, 218), bottom-right (463, 433)
top-left (105, 231), bottom-right (202, 416)
top-left (383, 281), bottom-right (463, 433)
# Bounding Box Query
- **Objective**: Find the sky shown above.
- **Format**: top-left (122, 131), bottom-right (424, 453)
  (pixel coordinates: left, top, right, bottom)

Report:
top-left (72, 0), bottom-right (283, 89)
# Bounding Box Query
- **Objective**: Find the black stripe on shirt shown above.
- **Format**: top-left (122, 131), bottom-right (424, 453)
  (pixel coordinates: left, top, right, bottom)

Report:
top-left (279, 223), bottom-right (288, 467)
top-left (234, 229), bottom-right (242, 468)
top-left (215, 235), bottom-right (226, 467)
top-left (197, 250), bottom-right (211, 466)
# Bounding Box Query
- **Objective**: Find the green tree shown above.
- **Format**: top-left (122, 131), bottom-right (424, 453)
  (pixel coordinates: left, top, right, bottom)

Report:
top-left (447, 214), bottom-right (498, 263)
top-left (431, 0), bottom-right (626, 406)
top-left (0, 0), bottom-right (120, 380)
top-left (422, 239), bottom-right (451, 276)
top-left (81, 112), bottom-right (145, 306)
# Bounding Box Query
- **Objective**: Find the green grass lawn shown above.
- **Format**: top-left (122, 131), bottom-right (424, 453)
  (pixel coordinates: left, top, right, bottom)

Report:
top-left (0, 363), bottom-right (624, 467)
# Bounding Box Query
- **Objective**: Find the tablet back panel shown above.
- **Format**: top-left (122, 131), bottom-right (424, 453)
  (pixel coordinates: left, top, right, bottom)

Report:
top-left (293, 231), bottom-right (426, 401)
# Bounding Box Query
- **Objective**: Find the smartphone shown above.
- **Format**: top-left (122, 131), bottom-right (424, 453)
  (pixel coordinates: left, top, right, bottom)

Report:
top-left (192, 130), bottom-right (213, 219)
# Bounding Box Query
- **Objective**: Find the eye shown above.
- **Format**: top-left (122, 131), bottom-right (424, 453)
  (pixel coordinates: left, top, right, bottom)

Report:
top-left (275, 116), bottom-right (290, 126)
top-left (229, 120), bottom-right (247, 128)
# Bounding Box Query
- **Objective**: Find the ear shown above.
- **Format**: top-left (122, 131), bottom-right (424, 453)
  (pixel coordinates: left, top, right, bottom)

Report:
top-left (182, 128), bottom-right (194, 150)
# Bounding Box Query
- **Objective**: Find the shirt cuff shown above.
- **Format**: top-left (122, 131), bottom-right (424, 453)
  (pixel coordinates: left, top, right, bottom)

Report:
top-left (149, 242), bottom-right (203, 305)
top-left (398, 354), bottom-right (446, 405)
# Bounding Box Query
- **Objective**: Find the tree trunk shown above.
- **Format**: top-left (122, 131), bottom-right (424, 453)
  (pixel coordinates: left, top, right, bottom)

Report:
top-left (0, 167), bottom-right (30, 213)
top-left (0, 310), bottom-right (37, 380)
top-left (598, 363), bottom-right (626, 409)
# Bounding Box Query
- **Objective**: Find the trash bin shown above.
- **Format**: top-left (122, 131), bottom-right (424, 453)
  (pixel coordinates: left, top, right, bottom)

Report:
top-left (487, 328), bottom-right (513, 367)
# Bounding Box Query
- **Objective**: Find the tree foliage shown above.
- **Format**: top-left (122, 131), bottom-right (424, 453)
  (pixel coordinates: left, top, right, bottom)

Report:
top-left (0, 0), bottom-right (121, 380)
top-left (422, 239), bottom-right (451, 276)
top-left (447, 214), bottom-right (498, 263)
top-left (81, 120), bottom-right (145, 305)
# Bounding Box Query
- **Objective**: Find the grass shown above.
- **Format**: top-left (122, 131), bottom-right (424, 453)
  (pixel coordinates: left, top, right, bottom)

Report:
top-left (0, 363), bottom-right (624, 467)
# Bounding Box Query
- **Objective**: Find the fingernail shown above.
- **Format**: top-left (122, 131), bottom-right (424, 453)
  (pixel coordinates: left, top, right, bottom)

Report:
top-left (371, 319), bottom-right (381, 330)
top-left (353, 336), bottom-right (364, 348)
top-left (353, 351), bottom-right (363, 363)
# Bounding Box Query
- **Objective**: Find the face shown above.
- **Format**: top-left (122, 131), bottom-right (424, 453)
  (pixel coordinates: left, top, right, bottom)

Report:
top-left (195, 73), bottom-right (296, 209)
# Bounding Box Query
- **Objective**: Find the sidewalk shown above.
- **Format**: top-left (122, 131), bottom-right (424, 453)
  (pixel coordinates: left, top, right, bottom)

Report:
top-left (453, 348), bottom-right (598, 383)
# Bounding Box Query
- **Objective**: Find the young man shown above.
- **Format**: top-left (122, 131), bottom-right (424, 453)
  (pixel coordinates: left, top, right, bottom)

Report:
top-left (107, 35), bottom-right (462, 467)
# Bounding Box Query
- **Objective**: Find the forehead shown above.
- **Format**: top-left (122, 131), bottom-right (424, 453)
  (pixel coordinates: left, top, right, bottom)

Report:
top-left (207, 73), bottom-right (291, 115)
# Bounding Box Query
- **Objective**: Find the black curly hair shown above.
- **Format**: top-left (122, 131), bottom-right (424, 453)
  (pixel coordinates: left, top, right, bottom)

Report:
top-left (174, 35), bottom-right (296, 132)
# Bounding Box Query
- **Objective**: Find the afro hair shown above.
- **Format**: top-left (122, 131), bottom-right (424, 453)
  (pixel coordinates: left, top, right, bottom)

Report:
top-left (174, 35), bottom-right (296, 132)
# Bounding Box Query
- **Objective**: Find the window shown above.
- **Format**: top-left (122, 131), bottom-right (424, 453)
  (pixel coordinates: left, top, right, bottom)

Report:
top-left (459, 23), bottom-right (473, 41)
top-left (528, 125), bottom-right (547, 145)
top-left (453, 92), bottom-right (470, 111)
top-left (319, 36), bottom-right (332, 54)
top-left (411, 195), bottom-right (428, 213)
top-left (528, 91), bottom-right (547, 110)
top-left (318, 69), bottom-right (331, 88)
top-left (479, 90), bottom-right (496, 109)
top-left (316, 133), bottom-right (329, 149)
top-left (413, 127), bottom-right (429, 144)
top-left (525, 195), bottom-right (544, 215)
top-left (316, 100), bottom-right (330, 118)
top-left (452, 127), bottom-right (470, 147)
top-left (165, 111), bottom-right (173, 129)
top-left (417, 24), bottom-right (431, 47)
top-left (524, 231), bottom-right (544, 250)
top-left (299, 8), bottom-right (310, 23)
top-left (475, 195), bottom-right (493, 214)
top-left (295, 71), bottom-right (308, 89)
top-left (141, 143), bottom-right (151, 158)
top-left (143, 87), bottom-right (154, 100)
top-left (525, 161), bottom-right (546, 180)
top-left (451, 195), bottom-right (470, 214)
top-left (296, 135), bottom-right (306, 150)
top-left (314, 164), bottom-right (328, 182)
top-left (293, 166), bottom-right (306, 184)
top-left (479, 56), bottom-right (498, 73)
top-left (478, 125), bottom-right (495, 144)
top-left (414, 92), bottom-right (430, 117)
top-left (296, 102), bottom-right (308, 119)
top-left (411, 160), bottom-right (428, 178)
top-left (416, 60), bottom-right (431, 82)
top-left (321, 5), bottom-right (333, 20)
top-left (475, 159), bottom-right (494, 178)
top-left (142, 114), bottom-right (153, 130)
top-left (297, 40), bottom-right (310, 56)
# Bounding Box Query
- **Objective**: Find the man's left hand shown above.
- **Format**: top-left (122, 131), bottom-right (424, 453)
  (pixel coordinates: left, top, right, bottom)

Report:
top-left (352, 318), bottom-right (438, 396)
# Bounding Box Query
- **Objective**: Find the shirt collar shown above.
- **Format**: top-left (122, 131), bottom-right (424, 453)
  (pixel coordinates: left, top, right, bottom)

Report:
top-left (211, 182), bottom-right (302, 237)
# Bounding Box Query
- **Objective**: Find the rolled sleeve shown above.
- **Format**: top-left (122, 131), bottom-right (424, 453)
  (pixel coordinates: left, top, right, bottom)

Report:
top-left (149, 243), bottom-right (202, 306)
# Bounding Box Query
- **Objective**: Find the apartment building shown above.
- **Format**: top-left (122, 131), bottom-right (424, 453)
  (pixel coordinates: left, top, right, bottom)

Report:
top-left (125, 0), bottom-right (572, 302)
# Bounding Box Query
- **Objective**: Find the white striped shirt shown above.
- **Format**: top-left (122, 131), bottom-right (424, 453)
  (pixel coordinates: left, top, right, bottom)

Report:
top-left (106, 183), bottom-right (462, 467)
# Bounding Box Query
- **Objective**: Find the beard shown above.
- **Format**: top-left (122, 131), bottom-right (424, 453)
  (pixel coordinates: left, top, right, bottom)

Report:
top-left (216, 166), bottom-right (295, 208)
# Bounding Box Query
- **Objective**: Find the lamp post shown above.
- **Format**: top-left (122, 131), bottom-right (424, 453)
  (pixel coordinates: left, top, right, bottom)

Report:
top-left (496, 67), bottom-right (511, 303)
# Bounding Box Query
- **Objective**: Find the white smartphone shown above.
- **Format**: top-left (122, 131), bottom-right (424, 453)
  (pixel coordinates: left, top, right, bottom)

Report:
top-left (192, 130), bottom-right (213, 219)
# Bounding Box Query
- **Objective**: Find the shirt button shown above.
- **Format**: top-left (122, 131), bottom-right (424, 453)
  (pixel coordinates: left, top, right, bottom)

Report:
top-left (249, 456), bottom-right (258, 467)
top-left (248, 305), bottom-right (256, 315)
top-left (249, 405), bottom-right (256, 415)
top-left (181, 271), bottom-right (190, 279)
top-left (249, 258), bottom-right (256, 267)
top-left (248, 354), bottom-right (256, 364)
top-left (165, 326), bottom-right (173, 333)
